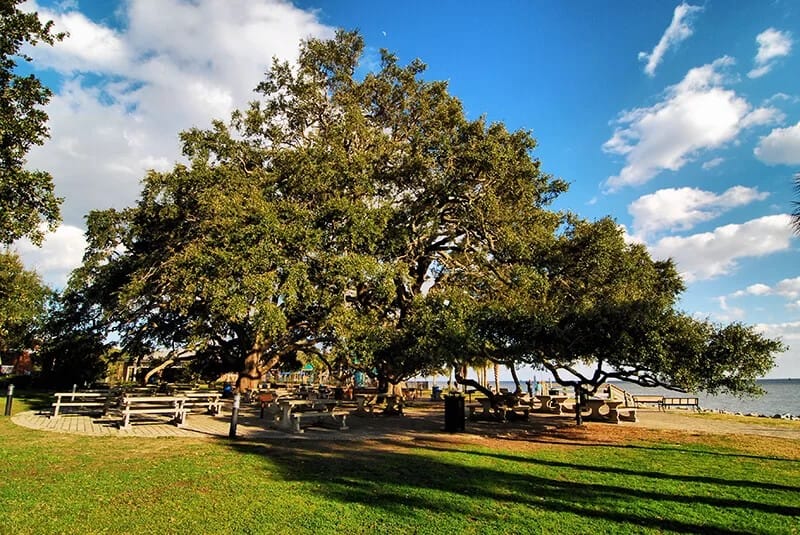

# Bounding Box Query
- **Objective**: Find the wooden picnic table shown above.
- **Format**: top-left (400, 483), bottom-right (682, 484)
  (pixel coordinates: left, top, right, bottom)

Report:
top-left (51, 391), bottom-right (115, 418)
top-left (534, 394), bottom-right (568, 414)
top-left (118, 395), bottom-right (189, 430)
top-left (276, 398), bottom-right (346, 433)
top-left (583, 399), bottom-right (638, 423)
top-left (584, 398), bottom-right (623, 421)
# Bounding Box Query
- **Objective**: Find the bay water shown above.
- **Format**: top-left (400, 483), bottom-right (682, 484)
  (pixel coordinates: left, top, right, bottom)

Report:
top-left (493, 379), bottom-right (800, 417)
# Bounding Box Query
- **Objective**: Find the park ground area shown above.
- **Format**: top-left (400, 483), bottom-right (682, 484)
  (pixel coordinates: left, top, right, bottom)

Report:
top-left (1, 393), bottom-right (799, 534)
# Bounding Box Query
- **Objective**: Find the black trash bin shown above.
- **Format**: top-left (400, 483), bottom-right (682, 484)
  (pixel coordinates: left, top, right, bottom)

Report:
top-left (431, 385), bottom-right (442, 401)
top-left (444, 394), bottom-right (465, 432)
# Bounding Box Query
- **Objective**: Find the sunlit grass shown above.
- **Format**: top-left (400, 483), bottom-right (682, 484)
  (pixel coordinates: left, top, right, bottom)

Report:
top-left (1, 393), bottom-right (798, 534)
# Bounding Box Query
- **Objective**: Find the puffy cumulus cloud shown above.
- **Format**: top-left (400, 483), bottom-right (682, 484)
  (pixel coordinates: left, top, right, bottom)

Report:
top-left (629, 186), bottom-right (769, 239)
top-left (22, 0), bottom-right (334, 226)
top-left (604, 57), bottom-right (782, 191)
top-left (732, 277), bottom-right (800, 301)
top-left (748, 28), bottom-right (793, 79)
top-left (754, 121), bottom-right (800, 165)
top-left (638, 3), bottom-right (703, 77)
top-left (756, 321), bottom-right (800, 343)
top-left (648, 214), bottom-right (793, 282)
top-left (732, 283), bottom-right (773, 297)
top-left (752, 321), bottom-right (800, 378)
top-left (14, 224), bottom-right (88, 288)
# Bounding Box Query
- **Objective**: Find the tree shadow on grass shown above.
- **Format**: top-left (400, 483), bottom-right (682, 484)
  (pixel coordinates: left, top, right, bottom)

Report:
top-left (224, 437), bottom-right (799, 534)
top-left (10, 389), bottom-right (53, 413)
top-left (402, 438), bottom-right (800, 493)
top-left (463, 415), bottom-right (800, 463)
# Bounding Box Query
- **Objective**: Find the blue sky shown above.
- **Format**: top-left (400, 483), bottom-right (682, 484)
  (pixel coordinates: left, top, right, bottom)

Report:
top-left (14, 1), bottom-right (800, 378)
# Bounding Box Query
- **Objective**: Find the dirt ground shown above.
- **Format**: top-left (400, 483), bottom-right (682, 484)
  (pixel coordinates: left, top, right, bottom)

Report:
top-left (346, 403), bottom-right (800, 460)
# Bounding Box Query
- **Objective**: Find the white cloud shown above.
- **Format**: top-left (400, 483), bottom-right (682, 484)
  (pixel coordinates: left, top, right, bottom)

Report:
top-left (732, 283), bottom-right (773, 297)
top-left (701, 157), bottom-right (724, 170)
top-left (715, 296), bottom-right (745, 321)
top-left (752, 321), bottom-right (800, 379)
top-left (648, 214), bottom-right (793, 282)
top-left (754, 121), bottom-right (800, 165)
top-left (748, 28), bottom-right (793, 79)
top-left (764, 92), bottom-right (800, 105)
top-left (23, 0), bottom-right (334, 226)
top-left (638, 3), bottom-right (703, 77)
top-left (14, 225), bottom-right (88, 288)
top-left (732, 277), bottom-right (800, 300)
top-left (604, 57), bottom-right (782, 190)
top-left (629, 186), bottom-right (768, 239)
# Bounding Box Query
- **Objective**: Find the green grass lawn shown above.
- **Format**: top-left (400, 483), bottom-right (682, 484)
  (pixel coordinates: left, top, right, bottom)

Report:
top-left (1, 393), bottom-right (799, 534)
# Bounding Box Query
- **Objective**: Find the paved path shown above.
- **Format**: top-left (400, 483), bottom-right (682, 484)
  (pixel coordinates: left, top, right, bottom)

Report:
top-left (11, 404), bottom-right (446, 440)
top-left (12, 407), bottom-right (360, 440)
top-left (13, 404), bottom-right (800, 441)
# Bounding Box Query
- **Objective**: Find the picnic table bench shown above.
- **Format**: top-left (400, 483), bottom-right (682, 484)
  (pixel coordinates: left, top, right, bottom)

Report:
top-left (118, 396), bottom-right (188, 430)
top-left (633, 395), bottom-right (664, 408)
top-left (468, 398), bottom-right (530, 421)
top-left (533, 394), bottom-right (569, 414)
top-left (277, 398), bottom-right (348, 433)
top-left (583, 399), bottom-right (638, 423)
top-left (51, 391), bottom-right (116, 418)
top-left (181, 392), bottom-right (223, 415)
top-left (660, 397), bottom-right (700, 411)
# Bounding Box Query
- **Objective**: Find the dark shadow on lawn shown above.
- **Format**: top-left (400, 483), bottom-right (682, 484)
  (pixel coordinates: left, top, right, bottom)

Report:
top-left (223, 438), bottom-right (798, 534)
top-left (516, 434), bottom-right (800, 463)
top-left (464, 415), bottom-right (800, 463)
top-left (412, 439), bottom-right (800, 493)
top-left (11, 388), bottom-right (53, 413)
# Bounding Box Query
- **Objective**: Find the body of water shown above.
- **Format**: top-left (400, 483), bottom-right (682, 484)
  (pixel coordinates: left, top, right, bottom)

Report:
top-left (484, 379), bottom-right (800, 417)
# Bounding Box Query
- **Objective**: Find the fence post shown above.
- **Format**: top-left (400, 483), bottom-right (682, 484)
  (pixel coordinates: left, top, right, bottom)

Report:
top-left (4, 384), bottom-right (14, 416)
top-left (228, 393), bottom-right (240, 438)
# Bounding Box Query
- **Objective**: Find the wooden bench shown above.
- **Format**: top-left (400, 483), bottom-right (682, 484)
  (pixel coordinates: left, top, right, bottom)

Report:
top-left (612, 406), bottom-right (638, 423)
top-left (633, 395), bottom-right (664, 408)
top-left (660, 397), bottom-right (700, 411)
top-left (500, 404), bottom-right (530, 421)
top-left (289, 410), bottom-right (349, 433)
top-left (51, 392), bottom-right (116, 418)
top-left (118, 396), bottom-right (189, 429)
top-left (181, 392), bottom-right (223, 415)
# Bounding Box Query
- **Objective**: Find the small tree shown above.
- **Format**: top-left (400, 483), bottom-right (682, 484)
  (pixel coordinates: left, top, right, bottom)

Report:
top-left (0, 0), bottom-right (65, 245)
top-left (0, 251), bottom-right (49, 361)
top-left (36, 281), bottom-right (112, 388)
top-left (506, 218), bottom-right (784, 424)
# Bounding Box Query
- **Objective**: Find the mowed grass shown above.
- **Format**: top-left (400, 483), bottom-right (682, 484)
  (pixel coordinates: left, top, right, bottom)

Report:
top-left (1, 394), bottom-right (799, 534)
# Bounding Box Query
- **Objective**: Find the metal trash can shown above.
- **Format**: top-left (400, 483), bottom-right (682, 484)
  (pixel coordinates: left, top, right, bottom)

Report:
top-left (431, 385), bottom-right (442, 401)
top-left (444, 394), bottom-right (465, 432)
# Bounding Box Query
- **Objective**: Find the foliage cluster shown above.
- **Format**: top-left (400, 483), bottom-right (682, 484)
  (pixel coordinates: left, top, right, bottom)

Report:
top-left (1, 16), bottom-right (783, 402)
top-left (59, 31), bottom-right (782, 406)
top-left (0, 0), bottom-right (64, 245)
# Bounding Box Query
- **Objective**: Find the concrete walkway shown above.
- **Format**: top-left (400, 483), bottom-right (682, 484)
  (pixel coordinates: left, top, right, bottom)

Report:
top-left (12, 407), bottom-right (363, 440)
top-left (11, 404), bottom-right (447, 440)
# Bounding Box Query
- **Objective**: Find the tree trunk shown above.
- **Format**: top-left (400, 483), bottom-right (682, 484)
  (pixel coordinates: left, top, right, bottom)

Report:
top-left (143, 358), bottom-right (174, 385)
top-left (574, 385), bottom-right (583, 426)
top-left (377, 376), bottom-right (389, 403)
top-left (454, 369), bottom-right (496, 405)
top-left (493, 362), bottom-right (500, 393)
top-left (237, 348), bottom-right (279, 392)
top-left (509, 364), bottom-right (522, 394)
